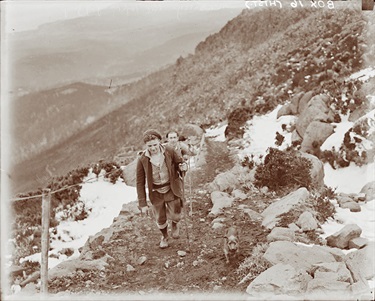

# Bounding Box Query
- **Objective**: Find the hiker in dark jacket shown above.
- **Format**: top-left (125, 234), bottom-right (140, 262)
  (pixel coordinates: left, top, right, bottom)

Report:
top-left (136, 129), bottom-right (188, 249)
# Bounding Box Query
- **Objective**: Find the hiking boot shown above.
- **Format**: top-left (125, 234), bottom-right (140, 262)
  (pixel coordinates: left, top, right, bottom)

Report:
top-left (159, 236), bottom-right (169, 249)
top-left (171, 222), bottom-right (180, 239)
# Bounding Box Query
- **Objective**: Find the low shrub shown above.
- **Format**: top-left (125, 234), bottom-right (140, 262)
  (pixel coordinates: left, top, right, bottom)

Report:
top-left (236, 243), bottom-right (271, 285)
top-left (254, 148), bottom-right (312, 192)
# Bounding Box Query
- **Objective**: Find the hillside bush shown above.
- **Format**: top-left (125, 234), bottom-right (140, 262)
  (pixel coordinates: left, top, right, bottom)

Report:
top-left (254, 148), bottom-right (312, 192)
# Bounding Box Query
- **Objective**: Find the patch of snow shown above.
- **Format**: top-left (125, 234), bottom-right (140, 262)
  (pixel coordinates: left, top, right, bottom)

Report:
top-left (240, 105), bottom-right (296, 159)
top-left (349, 67), bottom-right (375, 82)
top-left (324, 161), bottom-right (375, 194)
top-left (321, 114), bottom-right (353, 151)
top-left (20, 171), bottom-right (137, 269)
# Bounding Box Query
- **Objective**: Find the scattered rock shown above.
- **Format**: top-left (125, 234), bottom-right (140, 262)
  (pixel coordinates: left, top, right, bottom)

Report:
top-left (348, 237), bottom-right (368, 249)
top-left (232, 189), bottom-right (247, 200)
top-left (246, 263), bottom-right (312, 297)
top-left (177, 251), bottom-right (187, 257)
top-left (126, 264), bottom-right (135, 272)
top-left (208, 170), bottom-right (240, 193)
top-left (261, 188), bottom-right (310, 229)
top-left (288, 223), bottom-right (300, 232)
top-left (267, 227), bottom-right (295, 242)
top-left (337, 195), bottom-right (355, 206)
top-left (9, 265), bottom-right (27, 277)
top-left (212, 222), bottom-right (224, 230)
top-left (360, 181), bottom-right (375, 201)
top-left (238, 205), bottom-right (263, 221)
top-left (296, 211), bottom-right (319, 231)
top-left (137, 256), bottom-right (147, 265)
top-left (340, 201), bottom-right (361, 212)
top-left (326, 224), bottom-right (362, 249)
top-left (209, 191), bottom-right (235, 216)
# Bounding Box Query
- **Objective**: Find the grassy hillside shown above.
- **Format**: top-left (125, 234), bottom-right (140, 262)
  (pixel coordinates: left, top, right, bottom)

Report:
top-left (10, 7), bottom-right (368, 196)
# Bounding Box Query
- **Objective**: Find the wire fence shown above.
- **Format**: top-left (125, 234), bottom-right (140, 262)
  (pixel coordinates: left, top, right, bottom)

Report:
top-left (9, 167), bottom-right (122, 202)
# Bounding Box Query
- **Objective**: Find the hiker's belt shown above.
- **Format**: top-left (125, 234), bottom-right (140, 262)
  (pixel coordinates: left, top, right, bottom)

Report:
top-left (152, 182), bottom-right (170, 189)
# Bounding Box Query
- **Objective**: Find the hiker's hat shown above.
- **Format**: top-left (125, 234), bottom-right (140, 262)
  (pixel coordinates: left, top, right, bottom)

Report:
top-left (143, 129), bottom-right (162, 142)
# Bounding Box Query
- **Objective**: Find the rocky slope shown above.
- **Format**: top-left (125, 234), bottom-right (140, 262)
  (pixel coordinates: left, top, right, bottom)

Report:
top-left (10, 7), bottom-right (370, 196)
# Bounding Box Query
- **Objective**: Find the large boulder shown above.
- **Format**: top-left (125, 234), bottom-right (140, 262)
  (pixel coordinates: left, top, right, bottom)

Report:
top-left (345, 242), bottom-right (375, 282)
top-left (298, 152), bottom-right (324, 191)
top-left (311, 262), bottom-right (353, 283)
top-left (300, 121), bottom-right (334, 153)
top-left (209, 191), bottom-right (235, 216)
top-left (246, 263), bottom-right (312, 297)
top-left (297, 91), bottom-right (314, 114)
top-left (296, 94), bottom-right (334, 137)
top-left (360, 181), bottom-right (375, 201)
top-left (263, 241), bottom-right (337, 272)
top-left (277, 103), bottom-right (294, 119)
top-left (326, 224), bottom-right (362, 249)
top-left (261, 188), bottom-right (310, 229)
top-left (306, 279), bottom-right (351, 299)
top-left (290, 91), bottom-right (304, 114)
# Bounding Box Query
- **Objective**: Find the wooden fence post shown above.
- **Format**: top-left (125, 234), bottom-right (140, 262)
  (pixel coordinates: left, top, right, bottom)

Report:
top-left (41, 188), bottom-right (51, 294)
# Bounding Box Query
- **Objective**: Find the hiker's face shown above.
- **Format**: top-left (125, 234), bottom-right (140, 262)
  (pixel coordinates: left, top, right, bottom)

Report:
top-left (146, 139), bottom-right (160, 155)
top-left (167, 132), bottom-right (178, 146)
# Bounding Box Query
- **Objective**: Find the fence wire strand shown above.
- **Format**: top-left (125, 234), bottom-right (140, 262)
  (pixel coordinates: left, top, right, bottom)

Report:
top-left (10, 168), bottom-right (122, 202)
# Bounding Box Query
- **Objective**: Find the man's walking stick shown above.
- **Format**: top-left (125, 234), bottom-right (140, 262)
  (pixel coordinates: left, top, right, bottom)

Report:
top-left (181, 173), bottom-right (191, 253)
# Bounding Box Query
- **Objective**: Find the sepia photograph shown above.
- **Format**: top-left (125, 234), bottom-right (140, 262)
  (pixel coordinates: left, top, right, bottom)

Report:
top-left (1, 0), bottom-right (375, 300)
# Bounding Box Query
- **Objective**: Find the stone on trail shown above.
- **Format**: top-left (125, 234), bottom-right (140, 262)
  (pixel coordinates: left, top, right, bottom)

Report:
top-left (177, 251), bottom-right (187, 257)
top-left (137, 256), bottom-right (147, 265)
top-left (126, 264), bottom-right (135, 272)
top-left (209, 191), bottom-right (235, 216)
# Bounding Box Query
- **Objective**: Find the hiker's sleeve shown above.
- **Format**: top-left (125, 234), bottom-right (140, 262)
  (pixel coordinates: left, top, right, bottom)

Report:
top-left (136, 158), bottom-right (147, 208)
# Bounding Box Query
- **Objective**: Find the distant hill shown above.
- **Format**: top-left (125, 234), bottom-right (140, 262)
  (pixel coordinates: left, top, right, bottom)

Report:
top-left (8, 7), bottom-right (243, 93)
top-left (10, 7), bottom-right (368, 195)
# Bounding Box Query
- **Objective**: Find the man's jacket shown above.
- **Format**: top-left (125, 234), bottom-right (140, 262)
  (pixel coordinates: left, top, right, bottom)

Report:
top-left (136, 145), bottom-right (184, 207)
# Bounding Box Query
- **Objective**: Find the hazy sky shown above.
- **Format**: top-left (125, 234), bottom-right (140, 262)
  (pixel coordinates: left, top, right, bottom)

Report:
top-left (2, 1), bottom-right (246, 33)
